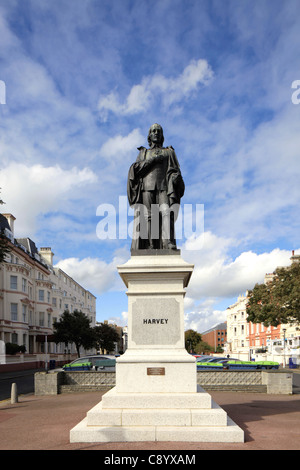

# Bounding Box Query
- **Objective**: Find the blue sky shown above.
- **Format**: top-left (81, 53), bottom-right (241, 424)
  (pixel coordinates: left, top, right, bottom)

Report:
top-left (1, 0), bottom-right (300, 332)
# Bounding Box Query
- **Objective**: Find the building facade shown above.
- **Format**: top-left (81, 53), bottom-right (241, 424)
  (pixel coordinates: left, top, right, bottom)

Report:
top-left (226, 253), bottom-right (300, 364)
top-left (0, 213), bottom-right (96, 357)
top-left (226, 293), bottom-right (282, 360)
top-left (200, 322), bottom-right (227, 352)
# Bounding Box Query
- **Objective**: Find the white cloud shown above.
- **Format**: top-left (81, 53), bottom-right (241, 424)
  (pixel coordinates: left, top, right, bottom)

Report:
top-left (98, 59), bottom-right (213, 119)
top-left (0, 163), bottom-right (97, 237)
top-left (181, 232), bottom-right (298, 332)
top-left (185, 307), bottom-right (227, 335)
top-left (55, 257), bottom-right (116, 296)
top-left (183, 232), bottom-right (295, 300)
top-left (99, 128), bottom-right (144, 160)
top-left (55, 250), bottom-right (128, 298)
top-left (107, 311), bottom-right (128, 327)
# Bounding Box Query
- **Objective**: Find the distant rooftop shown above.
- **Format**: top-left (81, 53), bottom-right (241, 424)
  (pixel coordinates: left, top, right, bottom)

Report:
top-left (201, 322), bottom-right (227, 336)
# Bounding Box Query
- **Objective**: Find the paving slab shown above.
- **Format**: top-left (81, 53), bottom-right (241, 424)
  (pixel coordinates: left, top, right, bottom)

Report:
top-left (0, 390), bottom-right (299, 450)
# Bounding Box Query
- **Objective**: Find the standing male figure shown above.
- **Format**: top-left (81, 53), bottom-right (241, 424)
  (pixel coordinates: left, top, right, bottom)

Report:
top-left (127, 123), bottom-right (185, 251)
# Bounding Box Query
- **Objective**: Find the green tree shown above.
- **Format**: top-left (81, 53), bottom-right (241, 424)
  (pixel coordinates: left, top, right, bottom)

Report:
top-left (247, 262), bottom-right (300, 327)
top-left (53, 310), bottom-right (96, 357)
top-left (0, 191), bottom-right (11, 264)
top-left (194, 340), bottom-right (213, 355)
top-left (185, 329), bottom-right (202, 353)
top-left (94, 322), bottom-right (120, 353)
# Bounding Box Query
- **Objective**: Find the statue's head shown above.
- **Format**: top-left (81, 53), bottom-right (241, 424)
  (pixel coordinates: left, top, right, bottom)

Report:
top-left (147, 123), bottom-right (164, 147)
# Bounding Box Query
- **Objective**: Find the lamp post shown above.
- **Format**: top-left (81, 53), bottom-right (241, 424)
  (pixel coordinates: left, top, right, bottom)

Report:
top-left (45, 333), bottom-right (48, 373)
top-left (283, 328), bottom-right (286, 369)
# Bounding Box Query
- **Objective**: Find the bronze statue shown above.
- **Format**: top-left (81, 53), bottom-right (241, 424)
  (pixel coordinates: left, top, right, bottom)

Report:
top-left (127, 124), bottom-right (185, 251)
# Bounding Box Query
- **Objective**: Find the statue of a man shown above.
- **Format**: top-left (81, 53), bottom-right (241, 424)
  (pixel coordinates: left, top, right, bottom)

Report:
top-left (127, 123), bottom-right (185, 251)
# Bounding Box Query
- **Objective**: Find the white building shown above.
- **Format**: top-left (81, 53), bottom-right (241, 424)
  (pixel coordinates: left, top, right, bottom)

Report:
top-left (226, 293), bottom-right (250, 360)
top-left (226, 253), bottom-right (300, 365)
top-left (0, 213), bottom-right (96, 357)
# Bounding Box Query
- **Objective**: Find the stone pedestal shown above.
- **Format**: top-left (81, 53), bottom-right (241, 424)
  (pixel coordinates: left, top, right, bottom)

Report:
top-left (70, 252), bottom-right (244, 443)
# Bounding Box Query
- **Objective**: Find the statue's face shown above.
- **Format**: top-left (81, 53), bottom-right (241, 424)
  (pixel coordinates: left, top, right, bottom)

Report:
top-left (149, 125), bottom-right (163, 145)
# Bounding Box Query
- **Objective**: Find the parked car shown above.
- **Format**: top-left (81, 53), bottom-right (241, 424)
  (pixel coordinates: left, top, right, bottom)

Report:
top-left (63, 355), bottom-right (116, 371)
top-left (225, 360), bottom-right (279, 370)
top-left (203, 357), bottom-right (229, 363)
top-left (197, 358), bottom-right (279, 370)
top-left (196, 356), bottom-right (238, 365)
top-left (195, 356), bottom-right (213, 363)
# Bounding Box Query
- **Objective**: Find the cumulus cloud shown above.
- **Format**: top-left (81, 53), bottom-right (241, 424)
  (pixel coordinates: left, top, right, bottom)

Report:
top-left (107, 311), bottom-right (128, 327)
top-left (184, 307), bottom-right (227, 334)
top-left (0, 163), bottom-right (97, 237)
top-left (98, 59), bottom-right (213, 119)
top-left (183, 232), bottom-right (295, 299)
top-left (55, 249), bottom-right (128, 298)
top-left (182, 232), bottom-right (298, 331)
top-left (55, 257), bottom-right (117, 295)
top-left (99, 128), bottom-right (144, 160)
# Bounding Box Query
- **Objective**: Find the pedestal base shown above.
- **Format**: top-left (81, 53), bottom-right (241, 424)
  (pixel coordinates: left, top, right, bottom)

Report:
top-left (70, 386), bottom-right (244, 443)
top-left (70, 253), bottom-right (244, 444)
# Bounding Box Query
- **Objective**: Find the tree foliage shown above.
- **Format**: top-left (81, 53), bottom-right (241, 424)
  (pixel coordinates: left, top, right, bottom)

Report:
top-left (0, 229), bottom-right (10, 264)
top-left (246, 262), bottom-right (300, 327)
top-left (185, 329), bottom-right (202, 353)
top-left (0, 191), bottom-right (11, 264)
top-left (53, 310), bottom-right (96, 357)
top-left (94, 322), bottom-right (120, 353)
top-left (194, 340), bottom-right (214, 354)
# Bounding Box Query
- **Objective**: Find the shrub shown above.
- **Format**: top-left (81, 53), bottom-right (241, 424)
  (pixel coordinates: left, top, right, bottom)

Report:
top-left (5, 343), bottom-right (26, 355)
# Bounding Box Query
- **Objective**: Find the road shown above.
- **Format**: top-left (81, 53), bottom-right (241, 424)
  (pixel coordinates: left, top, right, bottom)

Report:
top-left (0, 368), bottom-right (45, 401)
top-left (0, 368), bottom-right (300, 401)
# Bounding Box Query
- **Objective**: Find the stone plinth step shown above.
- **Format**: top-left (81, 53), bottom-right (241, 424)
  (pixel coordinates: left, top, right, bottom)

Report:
top-left (86, 400), bottom-right (227, 427)
top-left (70, 416), bottom-right (244, 443)
top-left (70, 386), bottom-right (244, 444)
top-left (101, 386), bottom-right (212, 409)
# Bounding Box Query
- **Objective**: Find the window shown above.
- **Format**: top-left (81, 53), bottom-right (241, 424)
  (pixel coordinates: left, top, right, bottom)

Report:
top-left (52, 297), bottom-right (57, 307)
top-left (39, 312), bottom-right (44, 327)
top-left (22, 304), bottom-right (27, 323)
top-left (47, 291), bottom-right (50, 303)
top-left (39, 290), bottom-right (44, 301)
top-left (48, 313), bottom-right (51, 327)
top-left (12, 333), bottom-right (18, 344)
top-left (22, 278), bottom-right (27, 293)
top-left (11, 303), bottom-right (18, 321)
top-left (10, 275), bottom-right (18, 290)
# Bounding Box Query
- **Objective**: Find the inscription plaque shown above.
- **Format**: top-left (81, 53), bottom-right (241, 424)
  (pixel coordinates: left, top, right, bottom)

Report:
top-left (147, 367), bottom-right (165, 376)
top-left (131, 297), bottom-right (181, 346)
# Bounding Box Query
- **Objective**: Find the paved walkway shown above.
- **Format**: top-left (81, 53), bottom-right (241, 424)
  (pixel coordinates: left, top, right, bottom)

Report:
top-left (0, 389), bottom-right (299, 450)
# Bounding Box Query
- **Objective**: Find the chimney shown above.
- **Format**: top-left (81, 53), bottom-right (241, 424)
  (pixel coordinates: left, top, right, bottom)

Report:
top-left (290, 250), bottom-right (300, 264)
top-left (39, 247), bottom-right (54, 266)
top-left (2, 213), bottom-right (16, 236)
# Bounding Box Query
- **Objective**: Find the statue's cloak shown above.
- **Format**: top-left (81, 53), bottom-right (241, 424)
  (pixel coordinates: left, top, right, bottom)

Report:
top-left (127, 146), bottom-right (184, 250)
